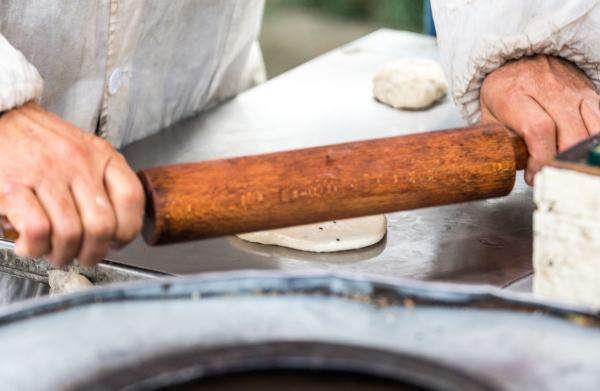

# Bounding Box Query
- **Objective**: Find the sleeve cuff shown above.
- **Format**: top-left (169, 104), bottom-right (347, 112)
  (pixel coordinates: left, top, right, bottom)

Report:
top-left (456, 34), bottom-right (600, 124)
top-left (0, 34), bottom-right (43, 112)
top-left (433, 0), bottom-right (600, 124)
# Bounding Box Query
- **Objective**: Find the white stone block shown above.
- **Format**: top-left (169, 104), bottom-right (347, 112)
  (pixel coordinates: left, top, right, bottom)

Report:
top-left (533, 166), bottom-right (600, 307)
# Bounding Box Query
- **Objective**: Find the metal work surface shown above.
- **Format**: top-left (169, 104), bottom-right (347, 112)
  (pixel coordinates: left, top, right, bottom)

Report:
top-left (0, 272), bottom-right (597, 390)
top-left (114, 29), bottom-right (533, 287)
top-left (0, 239), bottom-right (166, 305)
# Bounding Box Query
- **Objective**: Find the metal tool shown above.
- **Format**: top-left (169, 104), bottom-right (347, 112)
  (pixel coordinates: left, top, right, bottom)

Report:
top-left (554, 134), bottom-right (600, 166)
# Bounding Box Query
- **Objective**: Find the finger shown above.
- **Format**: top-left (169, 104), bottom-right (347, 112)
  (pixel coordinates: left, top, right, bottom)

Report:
top-left (544, 96), bottom-right (589, 151)
top-left (70, 176), bottom-right (116, 266)
top-left (525, 157), bottom-right (546, 186)
top-left (104, 154), bottom-right (145, 246)
top-left (580, 97), bottom-right (600, 136)
top-left (36, 183), bottom-right (82, 266)
top-left (486, 95), bottom-right (557, 186)
top-left (0, 184), bottom-right (50, 257)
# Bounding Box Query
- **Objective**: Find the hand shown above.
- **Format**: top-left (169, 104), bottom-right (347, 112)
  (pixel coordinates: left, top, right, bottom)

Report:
top-left (480, 54), bottom-right (600, 185)
top-left (0, 102), bottom-right (144, 266)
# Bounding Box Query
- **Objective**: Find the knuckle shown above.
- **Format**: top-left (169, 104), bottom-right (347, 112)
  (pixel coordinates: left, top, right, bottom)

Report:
top-left (37, 153), bottom-right (54, 169)
top-left (523, 118), bottom-right (554, 139)
top-left (583, 93), bottom-right (600, 105)
top-left (91, 136), bottom-right (115, 155)
top-left (545, 73), bottom-right (563, 90)
top-left (506, 84), bottom-right (528, 97)
top-left (118, 181), bottom-right (145, 206)
top-left (481, 73), bottom-right (505, 97)
top-left (0, 181), bottom-right (18, 196)
top-left (58, 140), bottom-right (88, 164)
top-left (118, 216), bottom-right (143, 243)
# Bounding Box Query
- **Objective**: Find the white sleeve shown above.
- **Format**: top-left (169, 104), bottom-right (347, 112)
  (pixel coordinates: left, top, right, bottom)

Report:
top-left (0, 33), bottom-right (43, 112)
top-left (431, 0), bottom-right (600, 124)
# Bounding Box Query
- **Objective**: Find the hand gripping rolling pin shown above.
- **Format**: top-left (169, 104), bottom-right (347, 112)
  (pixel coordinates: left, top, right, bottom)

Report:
top-left (0, 124), bottom-right (528, 245)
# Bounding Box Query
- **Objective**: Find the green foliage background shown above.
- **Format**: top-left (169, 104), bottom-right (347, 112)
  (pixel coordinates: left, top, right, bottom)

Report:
top-left (266, 0), bottom-right (425, 32)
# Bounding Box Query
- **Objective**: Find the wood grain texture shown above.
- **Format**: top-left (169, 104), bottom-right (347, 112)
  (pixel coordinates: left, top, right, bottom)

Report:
top-left (139, 124), bottom-right (527, 245)
top-left (510, 133), bottom-right (528, 171)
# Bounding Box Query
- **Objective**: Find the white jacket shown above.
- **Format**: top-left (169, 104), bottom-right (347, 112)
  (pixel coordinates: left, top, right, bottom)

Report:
top-left (432, 0), bottom-right (600, 124)
top-left (0, 0), bottom-right (265, 147)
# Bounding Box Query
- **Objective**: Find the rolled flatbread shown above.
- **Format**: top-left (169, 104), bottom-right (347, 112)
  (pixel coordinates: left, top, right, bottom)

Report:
top-left (237, 215), bottom-right (387, 253)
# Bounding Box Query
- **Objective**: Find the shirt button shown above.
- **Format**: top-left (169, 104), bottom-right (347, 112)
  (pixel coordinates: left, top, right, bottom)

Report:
top-left (108, 68), bottom-right (123, 95)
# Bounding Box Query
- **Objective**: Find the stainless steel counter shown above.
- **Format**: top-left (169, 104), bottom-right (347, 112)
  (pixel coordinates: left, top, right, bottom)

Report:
top-left (113, 29), bottom-right (534, 288)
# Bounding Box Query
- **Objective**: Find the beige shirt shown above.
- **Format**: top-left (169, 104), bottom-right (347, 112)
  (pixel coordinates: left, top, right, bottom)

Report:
top-left (0, 0), bottom-right (266, 147)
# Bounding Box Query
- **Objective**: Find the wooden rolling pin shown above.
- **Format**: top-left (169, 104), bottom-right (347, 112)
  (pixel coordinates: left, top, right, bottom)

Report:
top-left (139, 124), bottom-right (528, 245)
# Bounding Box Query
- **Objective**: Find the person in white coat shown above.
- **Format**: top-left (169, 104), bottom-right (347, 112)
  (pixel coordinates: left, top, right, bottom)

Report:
top-left (432, 0), bottom-right (600, 185)
top-left (0, 1), bottom-right (265, 266)
top-left (7, 1), bottom-right (596, 267)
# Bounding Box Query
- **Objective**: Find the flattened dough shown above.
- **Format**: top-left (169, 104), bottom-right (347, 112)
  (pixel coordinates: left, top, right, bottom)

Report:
top-left (237, 215), bottom-right (387, 252)
top-left (373, 58), bottom-right (448, 109)
top-left (48, 269), bottom-right (94, 295)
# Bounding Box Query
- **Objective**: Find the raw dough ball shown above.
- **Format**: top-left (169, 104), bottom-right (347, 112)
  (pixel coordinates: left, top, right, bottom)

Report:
top-left (237, 215), bottom-right (387, 253)
top-left (48, 269), bottom-right (94, 295)
top-left (373, 58), bottom-right (448, 109)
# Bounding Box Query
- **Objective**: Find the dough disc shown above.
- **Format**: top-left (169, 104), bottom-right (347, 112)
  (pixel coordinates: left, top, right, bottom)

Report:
top-left (237, 215), bottom-right (387, 253)
top-left (373, 58), bottom-right (448, 109)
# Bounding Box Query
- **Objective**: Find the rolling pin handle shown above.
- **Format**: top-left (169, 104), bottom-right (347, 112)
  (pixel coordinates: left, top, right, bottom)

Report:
top-left (509, 131), bottom-right (529, 171)
top-left (141, 124), bottom-right (526, 244)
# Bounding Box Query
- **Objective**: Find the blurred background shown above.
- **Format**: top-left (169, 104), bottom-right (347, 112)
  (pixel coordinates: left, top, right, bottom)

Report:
top-left (260, 0), bottom-right (432, 78)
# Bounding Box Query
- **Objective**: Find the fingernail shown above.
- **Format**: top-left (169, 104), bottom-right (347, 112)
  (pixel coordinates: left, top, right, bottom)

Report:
top-left (525, 172), bottom-right (533, 186)
top-left (109, 240), bottom-right (125, 250)
top-left (45, 258), bottom-right (61, 268)
top-left (74, 258), bottom-right (91, 268)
